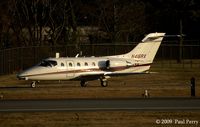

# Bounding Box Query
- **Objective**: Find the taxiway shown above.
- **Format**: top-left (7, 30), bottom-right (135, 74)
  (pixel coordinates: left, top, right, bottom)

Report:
top-left (0, 98), bottom-right (199, 112)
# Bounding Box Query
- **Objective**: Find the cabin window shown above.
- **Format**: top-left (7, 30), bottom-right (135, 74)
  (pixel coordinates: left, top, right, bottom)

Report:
top-left (77, 62), bottom-right (81, 66)
top-left (85, 62), bottom-right (88, 66)
top-left (69, 62), bottom-right (73, 67)
top-left (61, 63), bottom-right (64, 67)
top-left (92, 62), bottom-right (95, 66)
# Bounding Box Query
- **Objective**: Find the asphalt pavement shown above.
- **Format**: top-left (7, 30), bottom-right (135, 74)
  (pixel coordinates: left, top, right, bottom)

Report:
top-left (0, 98), bottom-right (200, 112)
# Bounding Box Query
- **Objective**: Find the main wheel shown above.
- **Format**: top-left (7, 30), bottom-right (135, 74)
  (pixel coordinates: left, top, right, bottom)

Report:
top-left (80, 80), bottom-right (87, 87)
top-left (101, 80), bottom-right (108, 87)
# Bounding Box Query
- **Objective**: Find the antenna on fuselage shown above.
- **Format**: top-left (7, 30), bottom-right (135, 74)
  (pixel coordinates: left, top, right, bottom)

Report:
top-left (75, 54), bottom-right (79, 58)
top-left (56, 53), bottom-right (60, 58)
top-left (75, 51), bottom-right (83, 58)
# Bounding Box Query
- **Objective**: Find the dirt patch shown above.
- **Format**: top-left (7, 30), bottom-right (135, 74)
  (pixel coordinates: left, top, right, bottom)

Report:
top-left (0, 111), bottom-right (199, 127)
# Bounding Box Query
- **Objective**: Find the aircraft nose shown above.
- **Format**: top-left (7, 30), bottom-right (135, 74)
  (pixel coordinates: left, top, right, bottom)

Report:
top-left (16, 72), bottom-right (28, 80)
top-left (16, 72), bottom-right (23, 80)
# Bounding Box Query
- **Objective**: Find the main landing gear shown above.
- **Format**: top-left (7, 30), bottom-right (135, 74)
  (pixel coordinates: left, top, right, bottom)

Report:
top-left (100, 78), bottom-right (108, 87)
top-left (80, 78), bottom-right (108, 87)
top-left (80, 80), bottom-right (87, 87)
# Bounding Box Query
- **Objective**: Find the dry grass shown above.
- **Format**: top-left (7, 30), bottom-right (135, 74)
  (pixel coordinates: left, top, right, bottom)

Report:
top-left (0, 111), bottom-right (199, 127)
top-left (0, 65), bottom-right (200, 99)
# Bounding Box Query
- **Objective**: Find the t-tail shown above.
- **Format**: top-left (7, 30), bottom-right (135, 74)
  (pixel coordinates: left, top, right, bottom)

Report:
top-left (123, 33), bottom-right (165, 64)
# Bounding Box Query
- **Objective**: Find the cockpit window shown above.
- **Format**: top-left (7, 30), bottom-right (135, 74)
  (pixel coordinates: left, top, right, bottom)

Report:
top-left (48, 60), bottom-right (57, 66)
top-left (39, 60), bottom-right (57, 67)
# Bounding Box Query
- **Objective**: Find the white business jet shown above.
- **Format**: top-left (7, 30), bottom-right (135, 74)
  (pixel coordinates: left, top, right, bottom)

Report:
top-left (17, 32), bottom-right (165, 87)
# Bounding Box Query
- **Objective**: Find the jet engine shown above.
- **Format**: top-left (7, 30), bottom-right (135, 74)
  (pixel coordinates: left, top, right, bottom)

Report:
top-left (106, 59), bottom-right (131, 69)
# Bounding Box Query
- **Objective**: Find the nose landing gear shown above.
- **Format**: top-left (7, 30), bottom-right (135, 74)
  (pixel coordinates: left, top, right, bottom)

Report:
top-left (31, 81), bottom-right (39, 88)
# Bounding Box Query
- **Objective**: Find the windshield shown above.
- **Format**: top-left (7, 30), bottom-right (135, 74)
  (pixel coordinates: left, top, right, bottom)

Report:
top-left (39, 60), bottom-right (57, 67)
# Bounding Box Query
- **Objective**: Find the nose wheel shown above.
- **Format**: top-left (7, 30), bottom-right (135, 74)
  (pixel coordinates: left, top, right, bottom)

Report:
top-left (31, 81), bottom-right (36, 88)
top-left (31, 81), bottom-right (39, 88)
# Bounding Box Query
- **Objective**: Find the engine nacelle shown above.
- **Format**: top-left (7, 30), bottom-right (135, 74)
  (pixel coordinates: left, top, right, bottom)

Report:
top-left (106, 59), bottom-right (130, 69)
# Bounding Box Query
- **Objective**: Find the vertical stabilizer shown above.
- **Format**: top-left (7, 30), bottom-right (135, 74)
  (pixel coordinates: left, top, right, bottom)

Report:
top-left (124, 33), bottom-right (165, 63)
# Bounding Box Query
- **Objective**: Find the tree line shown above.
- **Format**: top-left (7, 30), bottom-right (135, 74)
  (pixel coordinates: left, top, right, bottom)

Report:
top-left (0, 0), bottom-right (199, 49)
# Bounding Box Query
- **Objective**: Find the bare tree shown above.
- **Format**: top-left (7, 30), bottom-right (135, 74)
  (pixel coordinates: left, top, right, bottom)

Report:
top-left (96, 0), bottom-right (146, 43)
top-left (114, 0), bottom-right (146, 42)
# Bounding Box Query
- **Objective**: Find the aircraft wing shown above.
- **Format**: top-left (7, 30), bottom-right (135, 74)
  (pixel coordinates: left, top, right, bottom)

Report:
top-left (72, 73), bottom-right (105, 81)
top-left (73, 71), bottom-right (150, 81)
top-left (104, 71), bottom-right (150, 77)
